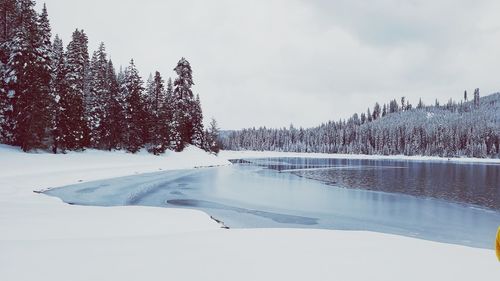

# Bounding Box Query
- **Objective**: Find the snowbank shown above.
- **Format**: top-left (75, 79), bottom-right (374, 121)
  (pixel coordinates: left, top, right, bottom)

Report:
top-left (0, 145), bottom-right (498, 280)
top-left (220, 150), bottom-right (500, 164)
top-left (0, 144), bottom-right (230, 185)
top-left (0, 144), bottom-right (230, 241)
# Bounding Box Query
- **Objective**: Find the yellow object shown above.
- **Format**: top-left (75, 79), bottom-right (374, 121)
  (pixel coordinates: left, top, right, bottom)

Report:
top-left (497, 227), bottom-right (500, 262)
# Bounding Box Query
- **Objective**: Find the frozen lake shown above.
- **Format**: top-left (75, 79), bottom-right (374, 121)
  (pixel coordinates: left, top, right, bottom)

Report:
top-left (45, 157), bottom-right (500, 249)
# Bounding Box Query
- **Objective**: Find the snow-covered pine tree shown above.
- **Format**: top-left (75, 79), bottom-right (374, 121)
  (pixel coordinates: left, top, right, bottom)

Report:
top-left (50, 34), bottom-right (67, 153)
top-left (417, 98), bottom-right (424, 109)
top-left (205, 117), bottom-right (220, 153)
top-left (143, 72), bottom-right (154, 146)
top-left (166, 77), bottom-right (173, 98)
top-left (0, 0), bottom-right (19, 143)
top-left (151, 72), bottom-right (165, 118)
top-left (101, 60), bottom-right (119, 148)
top-left (0, 0), bottom-right (18, 42)
top-left (8, 1), bottom-right (53, 151)
top-left (161, 77), bottom-right (176, 149)
top-left (101, 59), bottom-right (125, 150)
top-left (389, 99), bottom-right (399, 113)
top-left (360, 112), bottom-right (366, 124)
top-left (474, 88), bottom-right (480, 108)
top-left (145, 73), bottom-right (153, 107)
top-left (372, 102), bottom-right (381, 120)
top-left (38, 3), bottom-right (52, 53)
top-left (147, 71), bottom-right (170, 154)
top-left (88, 42), bottom-right (108, 147)
top-left (123, 59), bottom-right (146, 153)
top-left (62, 29), bottom-right (90, 150)
top-left (191, 93), bottom-right (204, 147)
top-left (171, 57), bottom-right (197, 151)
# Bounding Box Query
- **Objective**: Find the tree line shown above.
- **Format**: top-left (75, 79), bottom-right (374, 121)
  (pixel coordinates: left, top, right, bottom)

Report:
top-left (221, 92), bottom-right (500, 158)
top-left (0, 0), bottom-right (220, 154)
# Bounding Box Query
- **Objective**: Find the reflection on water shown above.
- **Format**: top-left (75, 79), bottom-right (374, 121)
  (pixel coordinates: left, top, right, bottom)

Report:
top-left (45, 158), bottom-right (500, 249)
top-left (254, 158), bottom-right (500, 210)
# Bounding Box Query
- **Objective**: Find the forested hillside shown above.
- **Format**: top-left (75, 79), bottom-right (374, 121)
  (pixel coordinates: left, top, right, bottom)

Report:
top-left (221, 92), bottom-right (500, 158)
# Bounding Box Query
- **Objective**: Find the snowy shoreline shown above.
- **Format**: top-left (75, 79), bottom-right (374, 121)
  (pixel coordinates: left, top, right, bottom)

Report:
top-left (0, 145), bottom-right (498, 280)
top-left (220, 150), bottom-right (500, 164)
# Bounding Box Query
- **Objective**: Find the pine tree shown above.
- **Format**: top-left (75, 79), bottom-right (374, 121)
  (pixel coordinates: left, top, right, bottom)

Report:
top-left (101, 59), bottom-right (125, 150)
top-left (50, 34), bottom-right (67, 153)
top-left (473, 88), bottom-right (480, 108)
top-left (0, 0), bottom-right (18, 42)
top-left (62, 29), bottom-right (89, 150)
top-left (147, 70), bottom-right (170, 154)
top-left (150, 72), bottom-right (165, 117)
top-left (206, 117), bottom-right (220, 153)
top-left (123, 59), bottom-right (146, 153)
top-left (191, 93), bottom-right (204, 147)
top-left (163, 77), bottom-right (174, 149)
top-left (171, 57), bottom-right (197, 151)
top-left (38, 3), bottom-right (51, 48)
top-left (389, 99), bottom-right (399, 113)
top-left (0, 0), bottom-right (19, 143)
top-left (8, 1), bottom-right (53, 151)
top-left (88, 42), bottom-right (108, 147)
top-left (166, 77), bottom-right (173, 98)
top-left (417, 98), bottom-right (424, 109)
top-left (143, 72), bottom-right (154, 146)
top-left (372, 102), bottom-right (381, 120)
top-left (360, 112), bottom-right (366, 124)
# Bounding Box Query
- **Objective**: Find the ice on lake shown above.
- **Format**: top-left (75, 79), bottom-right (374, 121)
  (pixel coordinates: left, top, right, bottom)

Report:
top-left (45, 157), bottom-right (500, 249)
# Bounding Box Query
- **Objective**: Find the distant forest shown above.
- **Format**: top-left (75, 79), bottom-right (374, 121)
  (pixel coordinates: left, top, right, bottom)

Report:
top-left (0, 0), bottom-right (220, 154)
top-left (221, 92), bottom-right (500, 158)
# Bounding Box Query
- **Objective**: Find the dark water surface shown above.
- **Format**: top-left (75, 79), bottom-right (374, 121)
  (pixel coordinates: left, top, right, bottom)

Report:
top-left (255, 158), bottom-right (500, 210)
top-left (45, 157), bottom-right (500, 249)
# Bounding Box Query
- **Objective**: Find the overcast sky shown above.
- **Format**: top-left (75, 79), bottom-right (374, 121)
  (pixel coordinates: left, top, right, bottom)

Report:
top-left (36, 0), bottom-right (500, 130)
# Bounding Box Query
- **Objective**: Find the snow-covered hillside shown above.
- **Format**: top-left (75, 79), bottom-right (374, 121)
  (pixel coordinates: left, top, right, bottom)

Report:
top-left (0, 145), bottom-right (498, 280)
top-left (221, 93), bottom-right (500, 158)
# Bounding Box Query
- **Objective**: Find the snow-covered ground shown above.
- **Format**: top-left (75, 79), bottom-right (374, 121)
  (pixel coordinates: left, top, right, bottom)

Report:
top-left (220, 150), bottom-right (500, 164)
top-left (0, 145), bottom-right (498, 280)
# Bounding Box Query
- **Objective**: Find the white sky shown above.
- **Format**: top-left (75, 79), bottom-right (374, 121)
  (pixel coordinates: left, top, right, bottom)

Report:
top-left (36, 0), bottom-right (500, 130)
